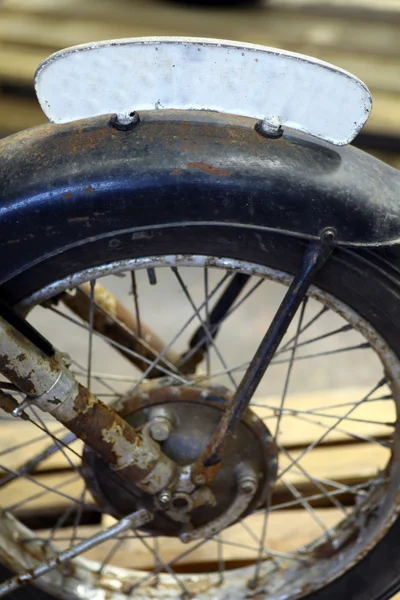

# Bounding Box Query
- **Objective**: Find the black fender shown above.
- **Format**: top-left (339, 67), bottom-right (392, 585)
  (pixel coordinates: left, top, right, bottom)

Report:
top-left (0, 110), bottom-right (400, 286)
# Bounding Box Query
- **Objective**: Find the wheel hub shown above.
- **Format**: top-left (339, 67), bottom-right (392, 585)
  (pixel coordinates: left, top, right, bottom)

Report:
top-left (82, 383), bottom-right (277, 537)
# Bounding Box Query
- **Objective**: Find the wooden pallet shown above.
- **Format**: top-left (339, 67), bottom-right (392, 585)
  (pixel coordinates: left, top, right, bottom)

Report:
top-left (0, 385), bottom-right (398, 592)
top-left (0, 0), bottom-right (399, 148)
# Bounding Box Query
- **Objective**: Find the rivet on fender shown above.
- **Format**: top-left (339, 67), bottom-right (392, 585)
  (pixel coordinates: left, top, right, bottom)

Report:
top-left (109, 111), bottom-right (140, 131)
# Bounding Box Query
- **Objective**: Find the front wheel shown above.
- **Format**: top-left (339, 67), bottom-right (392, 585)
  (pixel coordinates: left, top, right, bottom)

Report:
top-left (0, 215), bottom-right (400, 600)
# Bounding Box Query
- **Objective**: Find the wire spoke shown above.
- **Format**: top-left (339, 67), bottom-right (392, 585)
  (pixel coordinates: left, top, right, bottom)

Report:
top-left (70, 485), bottom-right (86, 545)
top-left (171, 267), bottom-right (237, 388)
top-left (277, 378), bottom-right (388, 481)
top-left (277, 444), bottom-right (348, 514)
top-left (181, 276), bottom-right (264, 368)
top-left (269, 480), bottom-right (382, 511)
top-left (279, 409), bottom-right (391, 446)
top-left (272, 343), bottom-right (370, 366)
top-left (98, 534), bottom-right (126, 574)
top-left (204, 266), bottom-right (211, 379)
top-left (253, 402), bottom-right (395, 429)
top-left (278, 305), bottom-right (329, 354)
top-left (274, 298), bottom-right (307, 441)
top-left (48, 306), bottom-right (190, 385)
top-left (30, 407), bottom-right (81, 475)
top-left (131, 270), bottom-right (142, 339)
top-left (281, 477), bottom-right (332, 538)
top-left (276, 324), bottom-right (353, 356)
top-left (75, 285), bottom-right (180, 376)
top-left (87, 279), bottom-right (96, 392)
top-left (4, 473), bottom-right (95, 513)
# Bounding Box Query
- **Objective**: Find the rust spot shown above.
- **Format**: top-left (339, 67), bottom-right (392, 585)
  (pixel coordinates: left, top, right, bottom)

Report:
top-left (73, 384), bottom-right (94, 414)
top-left (68, 216), bottom-right (90, 223)
top-left (63, 192), bottom-right (73, 199)
top-left (187, 162), bottom-right (230, 177)
top-left (171, 169), bottom-right (181, 175)
top-left (85, 185), bottom-right (94, 193)
top-left (16, 353), bottom-right (26, 362)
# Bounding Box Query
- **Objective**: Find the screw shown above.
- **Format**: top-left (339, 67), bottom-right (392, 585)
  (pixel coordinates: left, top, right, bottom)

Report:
top-left (158, 491), bottom-right (171, 506)
top-left (193, 474), bottom-right (206, 486)
top-left (149, 416), bottom-right (172, 442)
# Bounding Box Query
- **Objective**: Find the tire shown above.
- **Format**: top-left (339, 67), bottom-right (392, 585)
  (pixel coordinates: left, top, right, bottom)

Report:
top-left (1, 121), bottom-right (400, 600)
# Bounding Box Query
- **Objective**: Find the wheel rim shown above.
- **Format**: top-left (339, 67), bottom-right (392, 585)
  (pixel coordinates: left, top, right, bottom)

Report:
top-left (0, 254), bottom-right (398, 600)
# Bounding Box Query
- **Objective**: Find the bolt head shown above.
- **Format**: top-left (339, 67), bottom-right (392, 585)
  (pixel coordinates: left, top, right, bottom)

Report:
top-left (180, 532), bottom-right (191, 544)
top-left (240, 477), bottom-right (257, 495)
top-left (158, 491), bottom-right (171, 506)
top-left (149, 417), bottom-right (172, 442)
top-left (194, 474), bottom-right (206, 486)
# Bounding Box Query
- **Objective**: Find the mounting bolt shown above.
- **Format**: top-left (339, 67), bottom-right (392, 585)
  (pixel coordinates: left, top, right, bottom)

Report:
top-left (255, 116), bottom-right (283, 139)
top-left (193, 474), bottom-right (206, 486)
top-left (148, 407), bottom-right (174, 442)
top-left (238, 463), bottom-right (258, 495)
top-left (158, 491), bottom-right (172, 506)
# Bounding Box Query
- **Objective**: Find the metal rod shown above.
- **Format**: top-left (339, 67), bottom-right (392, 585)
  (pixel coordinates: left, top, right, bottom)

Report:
top-left (0, 509), bottom-right (153, 598)
top-left (0, 316), bottom-right (177, 494)
top-left (179, 272), bottom-right (250, 373)
top-left (192, 238), bottom-right (333, 481)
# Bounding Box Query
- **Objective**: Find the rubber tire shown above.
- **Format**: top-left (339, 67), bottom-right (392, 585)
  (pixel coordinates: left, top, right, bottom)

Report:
top-left (1, 220), bottom-right (400, 599)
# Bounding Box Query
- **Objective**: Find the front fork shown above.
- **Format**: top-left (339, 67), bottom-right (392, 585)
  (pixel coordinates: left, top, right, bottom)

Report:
top-left (0, 232), bottom-right (334, 494)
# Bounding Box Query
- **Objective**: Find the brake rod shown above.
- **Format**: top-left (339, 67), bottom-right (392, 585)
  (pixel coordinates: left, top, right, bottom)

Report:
top-left (0, 317), bottom-right (177, 495)
top-left (191, 235), bottom-right (335, 484)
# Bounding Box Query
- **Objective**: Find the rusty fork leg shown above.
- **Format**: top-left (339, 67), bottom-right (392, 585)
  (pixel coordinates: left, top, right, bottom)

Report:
top-left (0, 315), bottom-right (177, 495)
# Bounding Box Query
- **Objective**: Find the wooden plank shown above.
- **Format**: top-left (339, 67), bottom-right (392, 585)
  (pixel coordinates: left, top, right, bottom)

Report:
top-left (0, 95), bottom-right (45, 134)
top-left (268, 0), bottom-right (400, 20)
top-left (0, 471), bottom-right (86, 513)
top-left (2, 1), bottom-right (400, 59)
top-left (0, 420), bottom-right (81, 472)
top-left (252, 385), bottom-right (395, 448)
top-left (49, 508), bottom-right (342, 568)
top-left (0, 386), bottom-right (393, 472)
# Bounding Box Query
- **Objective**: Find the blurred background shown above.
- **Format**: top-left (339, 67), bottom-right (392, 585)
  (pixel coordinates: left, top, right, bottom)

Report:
top-left (0, 0), bottom-right (399, 167)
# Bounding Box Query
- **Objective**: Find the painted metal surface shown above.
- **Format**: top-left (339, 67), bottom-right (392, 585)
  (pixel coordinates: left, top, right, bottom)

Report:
top-left (1, 112), bottom-right (400, 281)
top-left (34, 37), bottom-right (372, 145)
